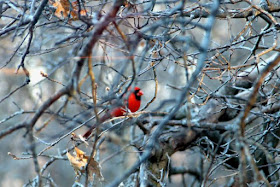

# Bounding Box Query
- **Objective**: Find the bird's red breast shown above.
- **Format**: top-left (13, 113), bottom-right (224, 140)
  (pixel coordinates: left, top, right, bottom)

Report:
top-left (128, 86), bottom-right (143, 112)
top-left (83, 86), bottom-right (144, 138)
top-left (111, 86), bottom-right (143, 117)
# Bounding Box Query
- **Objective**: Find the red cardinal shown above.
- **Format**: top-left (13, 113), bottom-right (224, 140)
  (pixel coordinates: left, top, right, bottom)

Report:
top-left (83, 87), bottom-right (144, 138)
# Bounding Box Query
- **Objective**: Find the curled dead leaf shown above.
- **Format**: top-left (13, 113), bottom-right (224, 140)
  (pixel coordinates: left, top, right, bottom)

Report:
top-left (67, 147), bottom-right (103, 182)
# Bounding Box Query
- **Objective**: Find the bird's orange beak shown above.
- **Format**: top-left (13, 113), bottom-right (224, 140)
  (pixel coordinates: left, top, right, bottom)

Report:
top-left (138, 90), bottom-right (144, 96)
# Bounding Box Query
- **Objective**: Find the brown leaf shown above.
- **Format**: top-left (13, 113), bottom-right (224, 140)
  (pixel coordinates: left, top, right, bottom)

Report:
top-left (67, 147), bottom-right (103, 181)
top-left (50, 0), bottom-right (87, 20)
top-left (51, 0), bottom-right (70, 18)
top-left (75, 146), bottom-right (86, 159)
top-left (86, 156), bottom-right (104, 181)
top-left (66, 151), bottom-right (86, 173)
top-left (71, 1), bottom-right (87, 20)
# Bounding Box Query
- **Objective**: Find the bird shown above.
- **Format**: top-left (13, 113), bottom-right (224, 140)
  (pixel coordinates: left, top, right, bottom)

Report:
top-left (83, 86), bottom-right (144, 138)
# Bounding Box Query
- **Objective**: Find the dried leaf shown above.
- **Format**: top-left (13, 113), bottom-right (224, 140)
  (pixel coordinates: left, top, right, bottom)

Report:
top-left (71, 1), bottom-right (87, 20)
top-left (66, 151), bottom-right (86, 173)
top-left (75, 147), bottom-right (86, 159)
top-left (87, 156), bottom-right (104, 181)
top-left (67, 147), bottom-right (103, 182)
top-left (50, 0), bottom-right (87, 20)
top-left (52, 0), bottom-right (70, 18)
